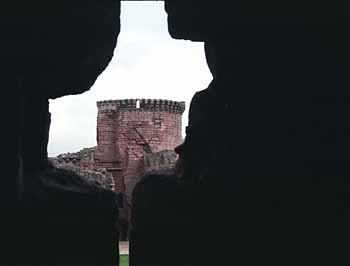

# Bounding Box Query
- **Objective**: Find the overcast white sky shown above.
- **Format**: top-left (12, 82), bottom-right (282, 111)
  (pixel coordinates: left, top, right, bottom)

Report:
top-left (48, 2), bottom-right (212, 157)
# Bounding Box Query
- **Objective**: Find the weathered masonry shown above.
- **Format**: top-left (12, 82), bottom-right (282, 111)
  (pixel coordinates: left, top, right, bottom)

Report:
top-left (95, 99), bottom-right (185, 202)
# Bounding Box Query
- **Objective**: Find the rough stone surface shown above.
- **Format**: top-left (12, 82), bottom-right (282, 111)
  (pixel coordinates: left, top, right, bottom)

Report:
top-left (130, 171), bottom-right (197, 266)
top-left (95, 99), bottom-right (185, 202)
top-left (128, 2), bottom-right (350, 266)
top-left (165, 0), bottom-right (348, 41)
top-left (21, 167), bottom-right (119, 266)
top-left (50, 148), bottom-right (115, 191)
top-left (0, 1), bottom-right (121, 265)
top-left (144, 150), bottom-right (178, 174)
top-left (1, 0), bottom-right (121, 99)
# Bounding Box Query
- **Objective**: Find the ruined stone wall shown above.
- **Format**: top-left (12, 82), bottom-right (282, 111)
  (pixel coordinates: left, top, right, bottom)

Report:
top-left (49, 147), bottom-right (115, 191)
top-left (144, 150), bottom-right (178, 174)
top-left (96, 99), bottom-right (185, 201)
top-left (51, 147), bottom-right (96, 170)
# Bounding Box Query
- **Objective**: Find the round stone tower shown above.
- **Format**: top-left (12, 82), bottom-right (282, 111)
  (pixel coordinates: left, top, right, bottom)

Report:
top-left (95, 99), bottom-right (185, 202)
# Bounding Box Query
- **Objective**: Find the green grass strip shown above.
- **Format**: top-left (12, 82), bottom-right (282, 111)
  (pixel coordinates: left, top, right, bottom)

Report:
top-left (120, 255), bottom-right (129, 266)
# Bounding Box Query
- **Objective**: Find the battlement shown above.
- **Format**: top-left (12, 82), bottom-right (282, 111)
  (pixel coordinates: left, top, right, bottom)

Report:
top-left (97, 99), bottom-right (186, 114)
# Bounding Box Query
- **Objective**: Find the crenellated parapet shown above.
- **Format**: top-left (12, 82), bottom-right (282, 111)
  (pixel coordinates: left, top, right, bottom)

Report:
top-left (97, 99), bottom-right (186, 114)
top-left (140, 99), bottom-right (186, 113)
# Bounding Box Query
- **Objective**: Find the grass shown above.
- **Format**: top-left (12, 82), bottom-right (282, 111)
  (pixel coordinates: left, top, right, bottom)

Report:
top-left (120, 255), bottom-right (129, 266)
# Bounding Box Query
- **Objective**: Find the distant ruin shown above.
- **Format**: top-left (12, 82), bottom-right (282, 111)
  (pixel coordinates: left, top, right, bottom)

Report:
top-left (95, 99), bottom-right (185, 200)
top-left (51, 99), bottom-right (185, 238)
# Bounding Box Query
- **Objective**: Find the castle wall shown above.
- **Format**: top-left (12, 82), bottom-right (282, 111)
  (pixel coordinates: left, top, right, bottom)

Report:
top-left (96, 99), bottom-right (185, 202)
top-left (49, 148), bottom-right (115, 191)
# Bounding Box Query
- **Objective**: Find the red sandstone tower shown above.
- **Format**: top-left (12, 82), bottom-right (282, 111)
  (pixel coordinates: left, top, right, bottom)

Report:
top-left (95, 99), bottom-right (185, 202)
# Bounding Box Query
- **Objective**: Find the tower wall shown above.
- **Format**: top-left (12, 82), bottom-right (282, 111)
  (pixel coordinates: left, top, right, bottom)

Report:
top-left (95, 103), bottom-right (125, 193)
top-left (96, 99), bottom-right (185, 201)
